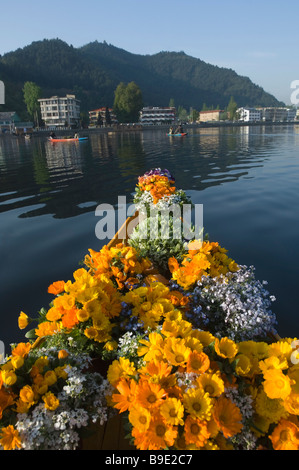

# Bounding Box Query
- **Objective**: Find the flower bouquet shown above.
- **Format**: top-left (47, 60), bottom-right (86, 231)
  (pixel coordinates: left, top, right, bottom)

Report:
top-left (1, 168), bottom-right (298, 451)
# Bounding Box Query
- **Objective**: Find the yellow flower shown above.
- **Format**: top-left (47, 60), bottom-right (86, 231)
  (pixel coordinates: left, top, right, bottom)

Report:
top-left (107, 358), bottom-right (136, 386)
top-left (254, 389), bottom-right (288, 423)
top-left (259, 355), bottom-right (289, 374)
top-left (0, 425), bottom-right (21, 450)
top-left (43, 392), bottom-right (60, 411)
top-left (1, 369), bottom-right (17, 386)
top-left (14, 399), bottom-right (31, 414)
top-left (18, 311), bottom-right (29, 330)
top-left (19, 385), bottom-right (35, 406)
top-left (92, 311), bottom-right (110, 331)
top-left (192, 330), bottom-right (215, 347)
top-left (263, 369), bottom-right (293, 400)
top-left (138, 332), bottom-right (164, 362)
top-left (43, 370), bottom-right (57, 386)
top-left (76, 308), bottom-right (90, 322)
top-left (184, 388), bottom-right (213, 421)
top-left (163, 337), bottom-right (191, 367)
top-left (34, 356), bottom-right (49, 372)
top-left (84, 326), bottom-right (100, 340)
top-left (215, 337), bottom-right (238, 359)
top-left (10, 355), bottom-right (24, 370)
top-left (55, 366), bottom-right (69, 380)
top-left (235, 354), bottom-right (252, 376)
top-left (160, 397), bottom-right (184, 426)
top-left (129, 405), bottom-right (151, 432)
top-left (197, 372), bottom-right (224, 397)
top-left (104, 341), bottom-right (118, 351)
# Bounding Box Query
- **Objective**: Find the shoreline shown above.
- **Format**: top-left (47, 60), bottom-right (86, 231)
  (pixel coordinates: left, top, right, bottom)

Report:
top-left (1, 120), bottom-right (298, 138)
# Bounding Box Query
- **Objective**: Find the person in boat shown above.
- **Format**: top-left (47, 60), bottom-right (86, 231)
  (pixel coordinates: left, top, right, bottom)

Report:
top-left (169, 126), bottom-right (174, 135)
top-left (49, 131), bottom-right (57, 139)
top-left (174, 124), bottom-right (184, 134)
top-left (74, 132), bottom-right (79, 139)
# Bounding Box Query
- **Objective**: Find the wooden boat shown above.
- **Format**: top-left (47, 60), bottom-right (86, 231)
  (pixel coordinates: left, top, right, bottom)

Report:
top-left (48, 137), bottom-right (88, 142)
top-left (167, 132), bottom-right (187, 137)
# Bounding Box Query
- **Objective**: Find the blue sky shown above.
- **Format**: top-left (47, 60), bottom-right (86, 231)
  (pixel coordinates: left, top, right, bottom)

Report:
top-left (1, 0), bottom-right (298, 104)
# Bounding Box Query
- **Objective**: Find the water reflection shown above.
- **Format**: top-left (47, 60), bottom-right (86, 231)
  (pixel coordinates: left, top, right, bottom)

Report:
top-left (0, 127), bottom-right (292, 219)
top-left (1, 125), bottom-right (299, 345)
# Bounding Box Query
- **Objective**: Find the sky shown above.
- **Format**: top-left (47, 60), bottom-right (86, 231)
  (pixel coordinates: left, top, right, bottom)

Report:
top-left (1, 0), bottom-right (299, 104)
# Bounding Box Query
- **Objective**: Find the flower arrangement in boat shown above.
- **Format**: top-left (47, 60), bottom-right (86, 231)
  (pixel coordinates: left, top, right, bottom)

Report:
top-left (108, 319), bottom-right (299, 450)
top-left (1, 168), bottom-right (297, 451)
top-left (130, 168), bottom-right (194, 272)
top-left (0, 343), bottom-right (111, 450)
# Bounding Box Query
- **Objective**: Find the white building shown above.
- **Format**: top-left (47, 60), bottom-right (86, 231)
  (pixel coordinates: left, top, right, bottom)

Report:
top-left (38, 94), bottom-right (80, 128)
top-left (237, 107), bottom-right (261, 122)
top-left (140, 107), bottom-right (176, 125)
top-left (258, 107), bottom-right (296, 122)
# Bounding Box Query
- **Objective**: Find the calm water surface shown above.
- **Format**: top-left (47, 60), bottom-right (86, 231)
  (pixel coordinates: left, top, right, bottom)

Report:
top-left (1, 125), bottom-right (299, 347)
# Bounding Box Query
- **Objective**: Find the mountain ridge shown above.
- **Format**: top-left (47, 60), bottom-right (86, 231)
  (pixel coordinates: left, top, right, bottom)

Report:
top-left (0, 38), bottom-right (284, 119)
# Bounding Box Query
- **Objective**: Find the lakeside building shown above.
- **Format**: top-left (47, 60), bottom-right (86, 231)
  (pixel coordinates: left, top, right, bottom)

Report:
top-left (89, 107), bottom-right (118, 127)
top-left (0, 112), bottom-right (20, 133)
top-left (257, 107), bottom-right (296, 122)
top-left (139, 107), bottom-right (176, 125)
top-left (38, 94), bottom-right (80, 128)
top-left (199, 110), bottom-right (223, 122)
top-left (237, 107), bottom-right (262, 122)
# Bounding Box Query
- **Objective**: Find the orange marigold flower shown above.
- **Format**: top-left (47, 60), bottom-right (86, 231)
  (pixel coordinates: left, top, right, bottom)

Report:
top-left (61, 308), bottom-right (80, 329)
top-left (213, 396), bottom-right (243, 438)
top-left (112, 378), bottom-right (137, 413)
top-left (186, 351), bottom-right (210, 374)
top-left (0, 425), bottom-right (21, 450)
top-left (184, 416), bottom-right (210, 448)
top-left (147, 413), bottom-right (178, 450)
top-left (48, 280), bottom-right (65, 295)
top-left (11, 342), bottom-right (31, 358)
top-left (270, 419), bottom-right (299, 450)
top-left (136, 380), bottom-right (166, 410)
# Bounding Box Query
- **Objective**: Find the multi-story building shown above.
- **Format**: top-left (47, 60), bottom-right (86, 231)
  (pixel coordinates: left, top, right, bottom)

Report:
top-left (199, 110), bottom-right (223, 122)
top-left (89, 107), bottom-right (118, 126)
top-left (38, 94), bottom-right (80, 128)
top-left (257, 107), bottom-right (296, 122)
top-left (237, 107), bottom-right (261, 122)
top-left (139, 107), bottom-right (176, 125)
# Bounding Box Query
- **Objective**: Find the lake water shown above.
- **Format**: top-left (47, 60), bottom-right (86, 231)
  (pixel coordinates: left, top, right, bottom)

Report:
top-left (1, 125), bottom-right (299, 349)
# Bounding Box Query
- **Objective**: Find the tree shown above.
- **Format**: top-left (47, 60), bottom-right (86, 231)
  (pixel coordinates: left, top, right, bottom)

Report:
top-left (105, 107), bottom-right (111, 126)
top-left (227, 96), bottom-right (238, 121)
top-left (113, 81), bottom-right (143, 123)
top-left (23, 81), bottom-right (41, 125)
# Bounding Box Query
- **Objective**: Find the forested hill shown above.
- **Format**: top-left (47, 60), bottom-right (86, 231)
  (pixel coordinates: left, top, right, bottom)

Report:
top-left (0, 38), bottom-right (284, 118)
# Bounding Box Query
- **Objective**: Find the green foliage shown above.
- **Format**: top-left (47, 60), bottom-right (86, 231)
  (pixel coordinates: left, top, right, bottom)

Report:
top-left (113, 81), bottom-right (143, 122)
top-left (0, 39), bottom-right (284, 117)
top-left (23, 81), bottom-right (41, 121)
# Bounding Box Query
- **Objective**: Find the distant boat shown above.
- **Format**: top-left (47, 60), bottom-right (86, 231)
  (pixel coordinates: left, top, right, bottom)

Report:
top-left (167, 132), bottom-right (188, 137)
top-left (48, 137), bottom-right (88, 142)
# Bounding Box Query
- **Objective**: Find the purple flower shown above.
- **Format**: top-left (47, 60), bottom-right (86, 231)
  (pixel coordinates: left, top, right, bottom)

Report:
top-left (142, 168), bottom-right (175, 181)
